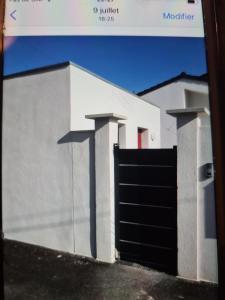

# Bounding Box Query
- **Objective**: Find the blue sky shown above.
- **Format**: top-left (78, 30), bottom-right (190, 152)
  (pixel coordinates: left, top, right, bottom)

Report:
top-left (4, 36), bottom-right (207, 93)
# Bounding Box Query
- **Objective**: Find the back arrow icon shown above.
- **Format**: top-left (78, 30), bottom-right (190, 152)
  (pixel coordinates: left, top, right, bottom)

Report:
top-left (10, 10), bottom-right (16, 21)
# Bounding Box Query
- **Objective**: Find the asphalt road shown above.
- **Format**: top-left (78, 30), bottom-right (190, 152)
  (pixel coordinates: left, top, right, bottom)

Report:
top-left (4, 240), bottom-right (218, 300)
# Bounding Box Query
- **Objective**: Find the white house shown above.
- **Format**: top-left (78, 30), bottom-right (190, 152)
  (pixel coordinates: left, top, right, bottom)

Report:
top-left (138, 73), bottom-right (208, 148)
top-left (3, 63), bottom-right (217, 284)
top-left (2, 62), bottom-right (160, 261)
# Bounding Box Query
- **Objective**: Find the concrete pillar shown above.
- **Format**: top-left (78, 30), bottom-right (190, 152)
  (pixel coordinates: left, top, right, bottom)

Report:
top-left (167, 108), bottom-right (208, 280)
top-left (177, 113), bottom-right (198, 280)
top-left (86, 113), bottom-right (126, 263)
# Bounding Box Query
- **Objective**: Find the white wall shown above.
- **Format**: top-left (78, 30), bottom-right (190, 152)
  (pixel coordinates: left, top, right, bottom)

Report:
top-left (197, 114), bottom-right (218, 283)
top-left (3, 66), bottom-right (75, 252)
top-left (140, 79), bottom-right (208, 148)
top-left (3, 62), bottom-right (160, 260)
top-left (70, 64), bottom-right (160, 149)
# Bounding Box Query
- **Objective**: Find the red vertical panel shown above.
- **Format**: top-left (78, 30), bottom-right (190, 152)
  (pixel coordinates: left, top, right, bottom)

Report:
top-left (138, 130), bottom-right (142, 149)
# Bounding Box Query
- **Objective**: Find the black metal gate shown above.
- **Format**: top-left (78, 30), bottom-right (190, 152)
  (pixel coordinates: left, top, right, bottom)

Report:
top-left (114, 145), bottom-right (177, 275)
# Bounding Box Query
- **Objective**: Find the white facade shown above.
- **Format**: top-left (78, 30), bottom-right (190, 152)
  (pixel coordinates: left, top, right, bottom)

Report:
top-left (2, 62), bottom-right (160, 260)
top-left (139, 76), bottom-right (208, 148)
top-left (69, 63), bottom-right (160, 148)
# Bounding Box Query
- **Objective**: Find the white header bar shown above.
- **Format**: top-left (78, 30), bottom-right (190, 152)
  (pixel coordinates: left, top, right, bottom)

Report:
top-left (4, 0), bottom-right (204, 37)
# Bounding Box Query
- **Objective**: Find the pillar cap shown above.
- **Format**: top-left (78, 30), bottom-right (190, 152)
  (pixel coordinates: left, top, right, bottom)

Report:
top-left (85, 113), bottom-right (127, 120)
top-left (167, 107), bottom-right (210, 116)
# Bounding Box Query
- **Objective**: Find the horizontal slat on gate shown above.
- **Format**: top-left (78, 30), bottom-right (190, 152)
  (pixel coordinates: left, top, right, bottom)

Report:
top-left (120, 222), bottom-right (176, 248)
top-left (118, 149), bottom-right (176, 166)
top-left (119, 184), bottom-right (176, 207)
top-left (120, 241), bottom-right (177, 274)
top-left (119, 165), bottom-right (176, 186)
top-left (120, 203), bottom-right (176, 228)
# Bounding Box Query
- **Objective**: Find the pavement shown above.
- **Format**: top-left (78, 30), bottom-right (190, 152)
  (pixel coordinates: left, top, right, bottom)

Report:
top-left (4, 239), bottom-right (218, 300)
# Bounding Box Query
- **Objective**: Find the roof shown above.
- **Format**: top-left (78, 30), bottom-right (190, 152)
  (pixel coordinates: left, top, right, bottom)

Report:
top-left (4, 62), bottom-right (71, 80)
top-left (137, 72), bottom-right (208, 96)
top-left (4, 61), bottom-right (160, 109)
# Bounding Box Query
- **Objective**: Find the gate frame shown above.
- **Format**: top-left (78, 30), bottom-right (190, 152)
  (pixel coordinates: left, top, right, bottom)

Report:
top-left (114, 143), bottom-right (120, 259)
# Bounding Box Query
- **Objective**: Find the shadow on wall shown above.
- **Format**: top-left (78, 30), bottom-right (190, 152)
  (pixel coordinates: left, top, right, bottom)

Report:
top-left (204, 181), bottom-right (217, 239)
top-left (57, 131), bottom-right (92, 144)
top-left (198, 163), bottom-right (213, 182)
top-left (199, 164), bottom-right (217, 239)
top-left (58, 131), bottom-right (96, 258)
